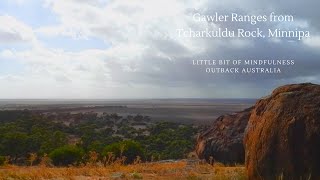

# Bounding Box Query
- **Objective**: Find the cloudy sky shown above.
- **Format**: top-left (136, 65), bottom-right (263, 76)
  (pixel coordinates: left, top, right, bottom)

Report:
top-left (0, 0), bottom-right (319, 99)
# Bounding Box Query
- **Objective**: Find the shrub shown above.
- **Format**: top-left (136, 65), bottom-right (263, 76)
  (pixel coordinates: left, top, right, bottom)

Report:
top-left (0, 156), bottom-right (6, 166)
top-left (103, 140), bottom-right (145, 164)
top-left (49, 145), bottom-right (84, 166)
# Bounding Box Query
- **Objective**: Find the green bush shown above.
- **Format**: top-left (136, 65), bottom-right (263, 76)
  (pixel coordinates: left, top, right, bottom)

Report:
top-left (49, 145), bottom-right (84, 166)
top-left (0, 156), bottom-right (6, 166)
top-left (103, 140), bottom-right (145, 164)
top-left (143, 122), bottom-right (196, 160)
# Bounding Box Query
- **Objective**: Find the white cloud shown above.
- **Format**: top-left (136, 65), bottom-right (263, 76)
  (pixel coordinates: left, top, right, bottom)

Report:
top-left (1, 0), bottom-right (320, 98)
top-left (37, 0), bottom-right (217, 74)
top-left (303, 36), bottom-right (320, 49)
top-left (0, 15), bottom-right (36, 44)
top-left (0, 75), bottom-right (23, 82)
top-left (0, 49), bottom-right (14, 58)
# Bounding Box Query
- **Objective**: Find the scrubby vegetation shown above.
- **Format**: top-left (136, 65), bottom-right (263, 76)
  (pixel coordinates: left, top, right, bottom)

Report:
top-left (0, 110), bottom-right (249, 179)
top-left (0, 110), bottom-right (198, 166)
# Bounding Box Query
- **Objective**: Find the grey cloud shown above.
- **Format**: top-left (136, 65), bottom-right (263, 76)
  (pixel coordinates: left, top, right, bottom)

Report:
top-left (9, 0), bottom-right (318, 98)
top-left (54, 74), bottom-right (72, 83)
top-left (0, 31), bottom-right (25, 43)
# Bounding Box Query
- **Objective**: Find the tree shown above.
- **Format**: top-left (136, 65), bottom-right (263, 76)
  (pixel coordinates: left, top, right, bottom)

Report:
top-left (0, 132), bottom-right (29, 163)
top-left (103, 140), bottom-right (145, 164)
top-left (38, 130), bottom-right (67, 154)
top-left (0, 156), bottom-right (7, 166)
top-left (87, 140), bottom-right (104, 154)
top-left (143, 122), bottom-right (196, 160)
top-left (49, 145), bottom-right (84, 166)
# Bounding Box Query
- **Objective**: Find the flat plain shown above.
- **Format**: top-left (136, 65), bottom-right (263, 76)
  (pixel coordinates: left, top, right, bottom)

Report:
top-left (0, 99), bottom-right (255, 124)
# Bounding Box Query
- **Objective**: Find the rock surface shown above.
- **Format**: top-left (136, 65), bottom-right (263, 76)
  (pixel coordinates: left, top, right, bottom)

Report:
top-left (195, 107), bottom-right (253, 164)
top-left (244, 83), bottom-right (320, 180)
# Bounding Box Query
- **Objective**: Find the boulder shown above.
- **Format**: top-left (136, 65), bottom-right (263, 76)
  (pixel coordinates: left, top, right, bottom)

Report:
top-left (244, 83), bottom-right (320, 180)
top-left (195, 107), bottom-right (253, 164)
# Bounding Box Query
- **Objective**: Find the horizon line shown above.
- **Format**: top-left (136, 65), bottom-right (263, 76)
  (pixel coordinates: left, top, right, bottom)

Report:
top-left (0, 98), bottom-right (258, 101)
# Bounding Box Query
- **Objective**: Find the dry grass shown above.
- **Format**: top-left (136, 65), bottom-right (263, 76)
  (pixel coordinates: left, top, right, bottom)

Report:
top-left (0, 162), bottom-right (247, 180)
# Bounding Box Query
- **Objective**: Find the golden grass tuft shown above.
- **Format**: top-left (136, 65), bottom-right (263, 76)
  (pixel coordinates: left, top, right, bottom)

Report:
top-left (0, 161), bottom-right (247, 180)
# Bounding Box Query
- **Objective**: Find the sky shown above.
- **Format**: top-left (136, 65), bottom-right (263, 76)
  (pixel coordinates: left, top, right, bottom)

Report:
top-left (0, 0), bottom-right (319, 99)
